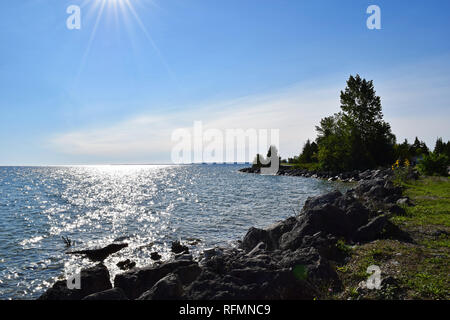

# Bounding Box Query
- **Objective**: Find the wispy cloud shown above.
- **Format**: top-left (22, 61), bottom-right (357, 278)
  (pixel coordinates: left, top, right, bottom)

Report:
top-left (50, 60), bottom-right (450, 163)
top-left (50, 83), bottom-right (340, 162)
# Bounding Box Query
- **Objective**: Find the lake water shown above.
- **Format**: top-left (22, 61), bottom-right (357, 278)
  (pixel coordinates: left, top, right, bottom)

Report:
top-left (0, 164), bottom-right (349, 299)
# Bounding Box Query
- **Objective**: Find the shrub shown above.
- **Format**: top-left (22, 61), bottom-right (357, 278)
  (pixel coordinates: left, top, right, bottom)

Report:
top-left (417, 153), bottom-right (449, 176)
top-left (392, 159), bottom-right (415, 185)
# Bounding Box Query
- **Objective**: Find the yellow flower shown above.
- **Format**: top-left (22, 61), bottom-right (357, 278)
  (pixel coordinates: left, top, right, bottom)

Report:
top-left (404, 159), bottom-right (410, 167)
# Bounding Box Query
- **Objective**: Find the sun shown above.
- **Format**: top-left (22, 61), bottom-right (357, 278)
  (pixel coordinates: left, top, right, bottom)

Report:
top-left (79, 0), bottom-right (162, 52)
top-left (80, 0), bottom-right (159, 35)
top-left (74, 0), bottom-right (174, 85)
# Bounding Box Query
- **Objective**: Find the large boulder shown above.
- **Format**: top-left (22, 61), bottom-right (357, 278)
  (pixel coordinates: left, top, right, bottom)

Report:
top-left (353, 215), bottom-right (390, 242)
top-left (186, 265), bottom-right (318, 300)
top-left (114, 260), bottom-right (196, 299)
top-left (174, 263), bottom-right (202, 285)
top-left (332, 194), bottom-right (370, 231)
top-left (38, 264), bottom-right (112, 300)
top-left (302, 191), bottom-right (343, 212)
top-left (241, 217), bottom-right (298, 252)
top-left (365, 185), bottom-right (387, 199)
top-left (343, 202), bottom-right (371, 231)
top-left (299, 232), bottom-right (347, 263)
top-left (242, 227), bottom-right (271, 252)
top-left (137, 274), bottom-right (183, 300)
top-left (279, 246), bottom-right (340, 289)
top-left (354, 179), bottom-right (384, 196)
top-left (185, 245), bottom-right (324, 300)
top-left (280, 204), bottom-right (350, 251)
top-left (265, 217), bottom-right (298, 248)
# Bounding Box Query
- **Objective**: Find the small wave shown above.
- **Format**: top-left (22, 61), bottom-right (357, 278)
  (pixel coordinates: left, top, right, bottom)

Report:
top-left (19, 236), bottom-right (44, 246)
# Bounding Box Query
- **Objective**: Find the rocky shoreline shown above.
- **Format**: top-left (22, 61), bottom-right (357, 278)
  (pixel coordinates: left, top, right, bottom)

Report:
top-left (239, 166), bottom-right (412, 182)
top-left (38, 172), bottom-right (413, 300)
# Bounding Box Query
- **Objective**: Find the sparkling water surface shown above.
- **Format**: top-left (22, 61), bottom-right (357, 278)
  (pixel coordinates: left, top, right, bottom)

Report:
top-left (0, 164), bottom-right (349, 299)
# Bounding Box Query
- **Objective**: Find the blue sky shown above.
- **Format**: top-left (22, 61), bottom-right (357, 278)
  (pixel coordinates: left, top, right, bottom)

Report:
top-left (0, 0), bottom-right (449, 165)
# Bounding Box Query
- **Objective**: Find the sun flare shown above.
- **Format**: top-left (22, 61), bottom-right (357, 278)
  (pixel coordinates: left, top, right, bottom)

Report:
top-left (75, 0), bottom-right (173, 84)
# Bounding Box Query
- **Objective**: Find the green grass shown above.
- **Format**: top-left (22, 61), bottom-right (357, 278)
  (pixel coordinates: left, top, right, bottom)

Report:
top-left (406, 271), bottom-right (448, 299)
top-left (334, 176), bottom-right (450, 300)
top-left (336, 239), bottom-right (353, 256)
top-left (391, 176), bottom-right (450, 227)
top-left (280, 163), bottom-right (295, 166)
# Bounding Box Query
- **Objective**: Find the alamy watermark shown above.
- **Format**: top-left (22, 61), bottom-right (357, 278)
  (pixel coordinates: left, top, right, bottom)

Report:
top-left (367, 5), bottom-right (381, 30)
top-left (171, 121), bottom-right (280, 174)
top-left (66, 5), bottom-right (381, 31)
top-left (66, 272), bottom-right (81, 290)
top-left (364, 265), bottom-right (382, 290)
top-left (66, 5), bottom-right (81, 30)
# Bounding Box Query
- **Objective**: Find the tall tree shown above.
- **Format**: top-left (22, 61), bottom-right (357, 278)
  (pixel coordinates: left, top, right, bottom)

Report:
top-left (434, 138), bottom-right (445, 154)
top-left (299, 139), bottom-right (318, 163)
top-left (410, 137), bottom-right (429, 157)
top-left (316, 75), bottom-right (396, 171)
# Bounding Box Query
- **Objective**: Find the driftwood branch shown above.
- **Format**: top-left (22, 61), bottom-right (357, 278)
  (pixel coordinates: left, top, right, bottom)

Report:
top-left (66, 243), bottom-right (128, 262)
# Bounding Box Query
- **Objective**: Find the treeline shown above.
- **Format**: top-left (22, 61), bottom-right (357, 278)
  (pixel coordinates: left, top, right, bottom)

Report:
top-left (282, 74), bottom-right (449, 174)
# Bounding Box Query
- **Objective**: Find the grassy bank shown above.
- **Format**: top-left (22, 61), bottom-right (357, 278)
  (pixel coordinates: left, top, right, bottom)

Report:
top-left (335, 176), bottom-right (450, 300)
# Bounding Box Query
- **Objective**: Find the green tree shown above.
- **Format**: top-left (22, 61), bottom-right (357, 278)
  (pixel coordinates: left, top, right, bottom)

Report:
top-left (434, 138), bottom-right (445, 154)
top-left (316, 114), bottom-right (352, 171)
top-left (299, 139), bottom-right (318, 164)
top-left (315, 75), bottom-right (395, 171)
top-left (410, 137), bottom-right (429, 157)
top-left (417, 152), bottom-right (449, 176)
top-left (433, 137), bottom-right (450, 158)
top-left (394, 139), bottom-right (412, 162)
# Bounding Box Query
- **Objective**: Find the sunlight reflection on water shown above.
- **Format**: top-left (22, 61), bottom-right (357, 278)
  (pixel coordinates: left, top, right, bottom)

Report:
top-left (0, 164), bottom-right (349, 299)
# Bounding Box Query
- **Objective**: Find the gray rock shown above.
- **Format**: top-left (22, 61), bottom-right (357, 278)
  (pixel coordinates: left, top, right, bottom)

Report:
top-left (150, 252), bottom-right (161, 261)
top-left (38, 264), bottom-right (112, 300)
top-left (186, 261), bottom-right (318, 300)
top-left (137, 274), bottom-right (183, 300)
top-left (302, 191), bottom-right (343, 212)
top-left (280, 204), bottom-right (350, 251)
top-left (171, 241), bottom-right (189, 254)
top-left (264, 217), bottom-right (298, 249)
top-left (365, 185), bottom-right (386, 199)
top-left (174, 264), bottom-right (202, 285)
top-left (354, 178), bottom-right (383, 195)
top-left (278, 246), bottom-right (340, 288)
top-left (246, 242), bottom-right (267, 257)
top-left (354, 215), bottom-right (389, 242)
top-left (114, 260), bottom-right (196, 299)
top-left (396, 197), bottom-right (413, 206)
top-left (387, 204), bottom-right (406, 215)
top-left (344, 202), bottom-right (370, 231)
top-left (242, 227), bottom-right (271, 252)
top-left (202, 247), bottom-right (223, 261)
top-left (116, 259), bottom-right (136, 270)
top-left (174, 253), bottom-right (193, 261)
